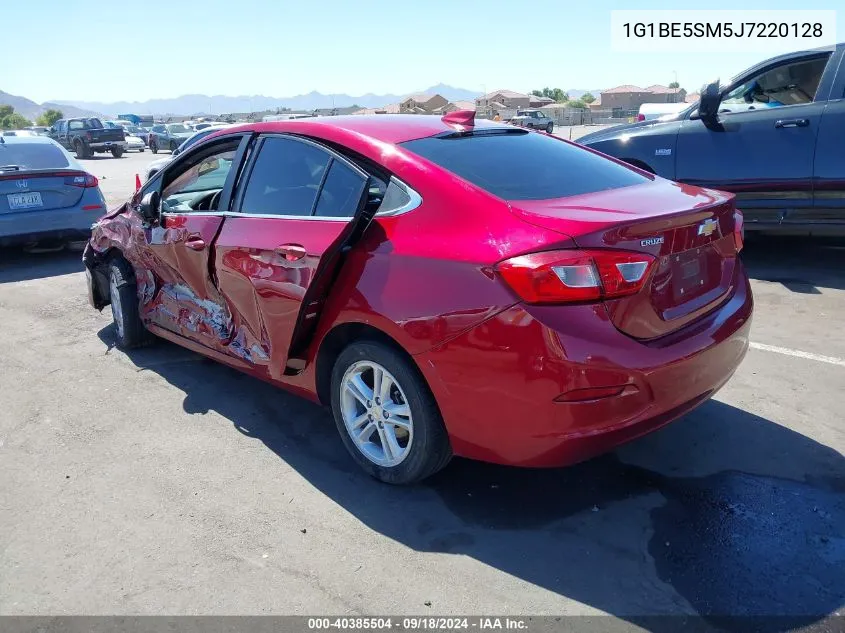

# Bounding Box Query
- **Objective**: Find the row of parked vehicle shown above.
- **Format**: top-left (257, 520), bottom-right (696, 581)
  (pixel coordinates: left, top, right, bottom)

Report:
top-left (2, 40), bottom-right (843, 483)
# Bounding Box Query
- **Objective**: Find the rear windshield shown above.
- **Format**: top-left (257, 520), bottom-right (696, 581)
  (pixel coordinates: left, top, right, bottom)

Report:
top-left (401, 130), bottom-right (648, 200)
top-left (0, 142), bottom-right (71, 170)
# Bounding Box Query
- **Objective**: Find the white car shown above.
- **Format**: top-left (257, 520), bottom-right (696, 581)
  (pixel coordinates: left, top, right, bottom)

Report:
top-left (124, 134), bottom-right (146, 152)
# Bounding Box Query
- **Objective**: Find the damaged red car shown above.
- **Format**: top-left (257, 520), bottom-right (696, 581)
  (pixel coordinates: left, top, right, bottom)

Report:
top-left (83, 112), bottom-right (752, 484)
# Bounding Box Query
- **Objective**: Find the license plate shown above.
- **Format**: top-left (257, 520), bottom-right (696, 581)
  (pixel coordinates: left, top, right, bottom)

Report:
top-left (7, 192), bottom-right (43, 210)
top-left (672, 251), bottom-right (707, 300)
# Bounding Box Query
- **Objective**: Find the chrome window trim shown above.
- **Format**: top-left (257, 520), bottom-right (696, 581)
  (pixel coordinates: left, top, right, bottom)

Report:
top-left (160, 176), bottom-right (422, 222)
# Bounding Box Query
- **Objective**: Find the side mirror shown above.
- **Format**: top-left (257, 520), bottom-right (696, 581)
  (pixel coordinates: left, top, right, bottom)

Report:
top-left (172, 147), bottom-right (181, 156)
top-left (694, 80), bottom-right (722, 128)
top-left (139, 191), bottom-right (161, 225)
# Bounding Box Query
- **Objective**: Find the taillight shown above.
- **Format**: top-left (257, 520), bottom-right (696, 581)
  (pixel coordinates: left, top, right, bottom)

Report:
top-left (84, 131), bottom-right (92, 141)
top-left (496, 249), bottom-right (656, 304)
top-left (734, 210), bottom-right (744, 253)
top-left (637, 114), bottom-right (645, 121)
top-left (64, 173), bottom-right (99, 188)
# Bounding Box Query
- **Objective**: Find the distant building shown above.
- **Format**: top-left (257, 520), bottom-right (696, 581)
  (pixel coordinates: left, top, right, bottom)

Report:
top-left (599, 84), bottom-right (688, 113)
top-left (352, 103), bottom-right (401, 115)
top-left (529, 95), bottom-right (555, 107)
top-left (399, 93), bottom-right (449, 114)
top-left (438, 100), bottom-right (476, 114)
top-left (475, 90), bottom-right (531, 115)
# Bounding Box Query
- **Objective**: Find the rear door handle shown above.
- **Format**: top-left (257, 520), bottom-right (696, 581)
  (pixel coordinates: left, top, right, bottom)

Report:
top-left (275, 244), bottom-right (307, 261)
top-left (184, 235), bottom-right (206, 251)
top-left (774, 118), bottom-right (809, 129)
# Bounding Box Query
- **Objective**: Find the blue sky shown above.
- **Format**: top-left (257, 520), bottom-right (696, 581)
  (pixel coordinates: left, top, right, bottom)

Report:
top-left (1, 0), bottom-right (841, 103)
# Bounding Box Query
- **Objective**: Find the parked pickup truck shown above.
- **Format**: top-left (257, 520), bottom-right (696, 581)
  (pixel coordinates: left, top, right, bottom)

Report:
top-left (50, 118), bottom-right (126, 159)
top-left (508, 109), bottom-right (554, 133)
top-left (579, 43), bottom-right (845, 236)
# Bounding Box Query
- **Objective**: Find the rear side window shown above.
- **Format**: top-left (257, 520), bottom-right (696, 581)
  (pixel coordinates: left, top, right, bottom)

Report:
top-left (401, 130), bottom-right (648, 200)
top-left (314, 160), bottom-right (365, 218)
top-left (0, 142), bottom-right (70, 169)
top-left (239, 137), bottom-right (329, 216)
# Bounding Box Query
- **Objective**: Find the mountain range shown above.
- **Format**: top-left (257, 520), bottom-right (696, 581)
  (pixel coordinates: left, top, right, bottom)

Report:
top-left (48, 84), bottom-right (484, 116)
top-left (3, 84), bottom-right (607, 120)
top-left (0, 90), bottom-right (103, 121)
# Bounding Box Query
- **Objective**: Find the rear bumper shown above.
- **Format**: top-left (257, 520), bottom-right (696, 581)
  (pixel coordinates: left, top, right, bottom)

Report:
top-left (89, 141), bottom-right (126, 151)
top-left (0, 204), bottom-right (104, 244)
top-left (416, 261), bottom-right (753, 467)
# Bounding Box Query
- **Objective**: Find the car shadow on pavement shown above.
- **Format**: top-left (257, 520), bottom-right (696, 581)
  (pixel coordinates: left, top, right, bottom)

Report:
top-left (101, 326), bottom-right (845, 632)
top-left (742, 237), bottom-right (845, 293)
top-left (0, 248), bottom-right (83, 283)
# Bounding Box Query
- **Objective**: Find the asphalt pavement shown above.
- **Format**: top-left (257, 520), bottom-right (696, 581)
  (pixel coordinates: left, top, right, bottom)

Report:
top-left (0, 148), bottom-right (843, 630)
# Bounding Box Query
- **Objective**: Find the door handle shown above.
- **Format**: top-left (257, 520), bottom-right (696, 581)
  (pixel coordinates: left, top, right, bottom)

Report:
top-left (774, 118), bottom-right (809, 129)
top-left (274, 244), bottom-right (307, 261)
top-left (184, 236), bottom-right (206, 251)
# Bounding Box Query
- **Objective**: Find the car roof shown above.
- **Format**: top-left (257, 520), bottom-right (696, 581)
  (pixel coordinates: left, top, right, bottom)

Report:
top-left (0, 135), bottom-right (60, 145)
top-left (213, 113), bottom-right (500, 145)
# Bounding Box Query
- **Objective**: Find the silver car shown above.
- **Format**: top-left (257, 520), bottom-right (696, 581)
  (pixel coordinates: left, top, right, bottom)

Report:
top-left (0, 136), bottom-right (107, 248)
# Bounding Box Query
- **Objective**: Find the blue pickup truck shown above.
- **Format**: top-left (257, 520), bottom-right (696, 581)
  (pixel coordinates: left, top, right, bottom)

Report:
top-left (579, 43), bottom-right (845, 236)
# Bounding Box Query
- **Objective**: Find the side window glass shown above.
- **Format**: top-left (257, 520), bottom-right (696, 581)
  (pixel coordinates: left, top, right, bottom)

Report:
top-left (160, 144), bottom-right (237, 213)
top-left (720, 55), bottom-right (830, 113)
top-left (69, 120), bottom-right (83, 131)
top-left (376, 179), bottom-right (414, 215)
top-left (314, 160), bottom-right (366, 218)
top-left (239, 137), bottom-right (329, 216)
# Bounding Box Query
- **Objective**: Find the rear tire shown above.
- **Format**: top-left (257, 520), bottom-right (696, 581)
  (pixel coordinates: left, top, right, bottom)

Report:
top-left (111, 147), bottom-right (124, 158)
top-left (170, 141), bottom-right (179, 153)
top-left (150, 140), bottom-right (158, 154)
top-left (74, 140), bottom-right (88, 159)
top-left (139, 147), bottom-right (145, 152)
top-left (330, 341), bottom-right (451, 484)
top-left (107, 256), bottom-right (153, 349)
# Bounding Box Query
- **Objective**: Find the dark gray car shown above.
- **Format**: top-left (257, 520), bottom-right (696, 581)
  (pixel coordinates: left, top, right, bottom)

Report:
top-left (0, 136), bottom-right (107, 247)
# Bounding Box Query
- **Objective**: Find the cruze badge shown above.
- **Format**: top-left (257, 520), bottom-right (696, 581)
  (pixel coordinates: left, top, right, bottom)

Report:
top-left (641, 236), bottom-right (664, 247)
top-left (698, 219), bottom-right (718, 237)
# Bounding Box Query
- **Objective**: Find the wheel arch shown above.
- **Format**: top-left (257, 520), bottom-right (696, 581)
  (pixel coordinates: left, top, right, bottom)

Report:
top-left (315, 321), bottom-right (426, 407)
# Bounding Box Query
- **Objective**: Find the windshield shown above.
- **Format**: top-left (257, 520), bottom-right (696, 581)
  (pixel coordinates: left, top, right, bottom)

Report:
top-left (0, 141), bottom-right (71, 170)
top-left (401, 129), bottom-right (647, 200)
top-left (166, 124), bottom-right (190, 134)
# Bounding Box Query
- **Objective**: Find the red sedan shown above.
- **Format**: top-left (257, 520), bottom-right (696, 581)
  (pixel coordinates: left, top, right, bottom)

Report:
top-left (83, 112), bottom-right (752, 484)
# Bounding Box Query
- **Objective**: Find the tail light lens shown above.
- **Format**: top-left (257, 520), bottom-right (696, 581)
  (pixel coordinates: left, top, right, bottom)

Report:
top-left (637, 114), bottom-right (645, 121)
top-left (84, 131), bottom-right (92, 141)
top-left (496, 249), bottom-right (656, 304)
top-left (734, 210), bottom-right (744, 253)
top-left (64, 173), bottom-right (99, 188)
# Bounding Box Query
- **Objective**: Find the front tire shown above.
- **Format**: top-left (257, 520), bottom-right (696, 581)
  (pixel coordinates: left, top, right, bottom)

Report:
top-left (150, 140), bottom-right (158, 154)
top-left (107, 256), bottom-right (152, 349)
top-left (546, 123), bottom-right (554, 133)
top-left (170, 141), bottom-right (179, 153)
top-left (330, 341), bottom-right (451, 484)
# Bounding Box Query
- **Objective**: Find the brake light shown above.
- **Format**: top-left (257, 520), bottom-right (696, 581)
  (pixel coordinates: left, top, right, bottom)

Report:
top-left (733, 210), bottom-right (744, 253)
top-left (637, 114), bottom-right (645, 121)
top-left (64, 173), bottom-right (99, 188)
top-left (84, 131), bottom-right (92, 141)
top-left (496, 249), bottom-right (656, 304)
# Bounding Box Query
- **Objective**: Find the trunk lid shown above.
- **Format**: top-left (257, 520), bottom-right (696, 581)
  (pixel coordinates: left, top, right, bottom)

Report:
top-left (509, 179), bottom-right (740, 339)
top-left (0, 170), bottom-right (87, 214)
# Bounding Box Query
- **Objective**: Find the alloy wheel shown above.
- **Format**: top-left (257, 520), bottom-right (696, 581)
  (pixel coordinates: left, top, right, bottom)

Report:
top-left (109, 270), bottom-right (125, 340)
top-left (340, 360), bottom-right (413, 467)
